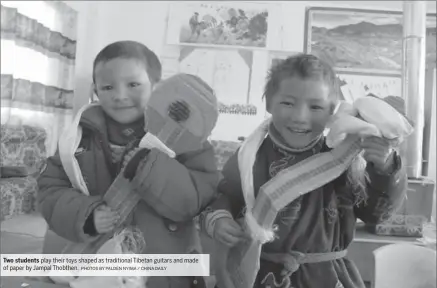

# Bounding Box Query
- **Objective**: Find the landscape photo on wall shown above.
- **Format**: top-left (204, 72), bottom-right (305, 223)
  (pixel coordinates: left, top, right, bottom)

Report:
top-left (304, 7), bottom-right (437, 74)
top-left (166, 2), bottom-right (270, 49)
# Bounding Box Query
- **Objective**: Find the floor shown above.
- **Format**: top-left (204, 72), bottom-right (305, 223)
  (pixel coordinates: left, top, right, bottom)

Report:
top-left (0, 213), bottom-right (46, 254)
top-left (1, 232), bottom-right (44, 254)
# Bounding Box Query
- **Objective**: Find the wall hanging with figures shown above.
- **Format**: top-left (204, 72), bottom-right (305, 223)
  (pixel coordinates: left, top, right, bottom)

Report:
top-left (166, 1), bottom-right (282, 50)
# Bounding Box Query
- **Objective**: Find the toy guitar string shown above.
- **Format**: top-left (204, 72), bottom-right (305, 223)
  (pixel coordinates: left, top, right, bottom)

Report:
top-left (121, 100), bottom-right (190, 184)
top-left (113, 100), bottom-right (189, 181)
top-left (158, 100), bottom-right (191, 146)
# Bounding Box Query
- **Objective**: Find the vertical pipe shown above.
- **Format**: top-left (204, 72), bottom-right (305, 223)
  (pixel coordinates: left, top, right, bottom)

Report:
top-left (422, 68), bottom-right (436, 176)
top-left (402, 1), bottom-right (427, 178)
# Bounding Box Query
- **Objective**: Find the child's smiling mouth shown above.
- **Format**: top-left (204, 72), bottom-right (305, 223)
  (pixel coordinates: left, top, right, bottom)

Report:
top-left (287, 127), bottom-right (312, 134)
top-left (114, 106), bottom-right (135, 110)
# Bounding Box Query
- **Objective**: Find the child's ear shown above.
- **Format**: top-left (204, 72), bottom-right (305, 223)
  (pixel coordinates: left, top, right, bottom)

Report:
top-left (91, 83), bottom-right (98, 100)
top-left (89, 83), bottom-right (98, 103)
top-left (330, 104), bottom-right (335, 115)
top-left (265, 96), bottom-right (271, 114)
top-left (330, 101), bottom-right (338, 115)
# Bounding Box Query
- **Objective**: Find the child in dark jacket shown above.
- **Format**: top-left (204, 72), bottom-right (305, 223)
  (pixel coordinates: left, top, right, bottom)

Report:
top-left (38, 41), bottom-right (220, 288)
top-left (202, 54), bottom-right (410, 288)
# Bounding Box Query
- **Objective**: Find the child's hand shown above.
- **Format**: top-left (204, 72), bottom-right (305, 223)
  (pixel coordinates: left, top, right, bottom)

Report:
top-left (361, 136), bottom-right (395, 174)
top-left (214, 218), bottom-right (249, 247)
top-left (93, 205), bottom-right (119, 234)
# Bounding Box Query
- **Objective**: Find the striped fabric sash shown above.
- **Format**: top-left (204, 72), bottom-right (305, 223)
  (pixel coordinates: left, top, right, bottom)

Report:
top-left (221, 118), bottom-right (363, 288)
top-left (239, 118), bottom-right (361, 242)
top-left (252, 135), bottom-right (361, 234)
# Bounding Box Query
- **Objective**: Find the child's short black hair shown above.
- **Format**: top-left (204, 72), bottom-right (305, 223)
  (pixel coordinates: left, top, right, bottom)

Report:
top-left (92, 41), bottom-right (162, 84)
top-left (263, 54), bottom-right (339, 105)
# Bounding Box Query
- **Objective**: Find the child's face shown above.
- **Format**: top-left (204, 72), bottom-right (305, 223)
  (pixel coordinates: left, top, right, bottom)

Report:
top-left (268, 76), bottom-right (333, 148)
top-left (94, 58), bottom-right (152, 124)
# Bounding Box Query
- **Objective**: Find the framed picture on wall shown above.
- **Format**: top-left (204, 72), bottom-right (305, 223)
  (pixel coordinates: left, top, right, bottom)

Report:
top-left (166, 2), bottom-right (279, 50)
top-left (304, 7), bottom-right (437, 75)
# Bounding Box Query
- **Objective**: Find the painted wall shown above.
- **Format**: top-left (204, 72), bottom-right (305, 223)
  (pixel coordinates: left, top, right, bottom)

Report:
top-left (65, 1), bottom-right (436, 114)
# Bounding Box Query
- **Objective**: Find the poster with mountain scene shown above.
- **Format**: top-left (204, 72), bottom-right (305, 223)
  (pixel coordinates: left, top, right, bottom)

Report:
top-left (305, 7), bottom-right (436, 74)
top-left (168, 2), bottom-right (269, 48)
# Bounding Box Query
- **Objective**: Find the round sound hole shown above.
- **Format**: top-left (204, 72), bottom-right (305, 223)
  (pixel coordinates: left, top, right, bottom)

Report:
top-left (168, 100), bottom-right (190, 123)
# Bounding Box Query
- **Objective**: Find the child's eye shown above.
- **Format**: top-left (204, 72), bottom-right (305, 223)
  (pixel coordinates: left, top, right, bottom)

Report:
top-left (311, 105), bottom-right (323, 110)
top-left (101, 85), bottom-right (113, 91)
top-left (129, 82), bottom-right (141, 88)
top-left (280, 101), bottom-right (294, 106)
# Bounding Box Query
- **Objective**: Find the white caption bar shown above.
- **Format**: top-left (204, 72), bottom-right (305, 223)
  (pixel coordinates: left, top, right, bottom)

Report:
top-left (1, 254), bottom-right (210, 277)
